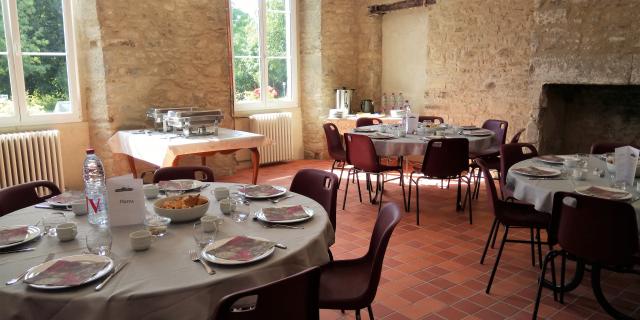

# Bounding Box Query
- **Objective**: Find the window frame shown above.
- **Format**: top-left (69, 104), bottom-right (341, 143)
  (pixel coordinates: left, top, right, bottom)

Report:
top-left (0, 0), bottom-right (81, 127)
top-left (229, 0), bottom-right (298, 112)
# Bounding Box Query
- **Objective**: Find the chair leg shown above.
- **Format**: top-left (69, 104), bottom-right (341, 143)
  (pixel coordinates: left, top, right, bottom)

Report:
top-left (407, 172), bottom-right (414, 211)
top-left (367, 305), bottom-right (374, 320)
top-left (536, 228), bottom-right (543, 269)
top-left (342, 169), bottom-right (351, 210)
top-left (356, 171), bottom-right (363, 203)
top-left (399, 169), bottom-right (407, 211)
top-left (530, 228), bottom-right (536, 267)
top-left (378, 174), bottom-right (385, 212)
top-left (456, 176), bottom-right (462, 211)
top-left (486, 226), bottom-right (509, 294)
top-left (560, 250), bottom-right (566, 304)
top-left (532, 250), bottom-right (559, 319)
top-left (466, 179), bottom-right (473, 224)
top-left (491, 222), bottom-right (500, 248)
top-left (415, 177), bottom-right (421, 226)
top-left (337, 162), bottom-right (345, 188)
top-left (328, 249), bottom-right (334, 262)
top-left (480, 218), bottom-right (498, 264)
top-left (355, 309), bottom-right (361, 320)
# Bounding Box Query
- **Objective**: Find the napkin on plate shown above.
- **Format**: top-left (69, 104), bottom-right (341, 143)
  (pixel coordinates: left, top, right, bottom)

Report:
top-left (208, 236), bottom-right (275, 261)
top-left (242, 185), bottom-right (282, 197)
top-left (0, 226), bottom-right (28, 246)
top-left (537, 155), bottom-right (564, 163)
top-left (512, 166), bottom-right (557, 176)
top-left (579, 186), bottom-right (630, 200)
top-left (158, 180), bottom-right (195, 190)
top-left (262, 205), bottom-right (309, 222)
top-left (24, 259), bottom-right (110, 286)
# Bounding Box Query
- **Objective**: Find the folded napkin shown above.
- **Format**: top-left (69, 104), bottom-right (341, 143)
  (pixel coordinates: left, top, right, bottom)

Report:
top-left (158, 180), bottom-right (195, 190)
top-left (370, 133), bottom-right (396, 140)
top-left (463, 129), bottom-right (492, 136)
top-left (208, 236), bottom-right (275, 261)
top-left (262, 205), bottom-right (309, 222)
top-left (512, 166), bottom-right (558, 176)
top-left (24, 259), bottom-right (110, 286)
top-left (242, 185), bottom-right (282, 197)
top-left (0, 226), bottom-right (28, 246)
top-left (579, 186), bottom-right (630, 200)
top-left (537, 155), bottom-right (564, 163)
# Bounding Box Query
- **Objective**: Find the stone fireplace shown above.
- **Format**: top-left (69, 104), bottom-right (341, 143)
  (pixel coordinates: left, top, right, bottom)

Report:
top-left (536, 84), bottom-right (640, 154)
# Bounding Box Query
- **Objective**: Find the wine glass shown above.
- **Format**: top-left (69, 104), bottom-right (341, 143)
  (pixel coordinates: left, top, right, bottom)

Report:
top-left (193, 222), bottom-right (216, 248)
top-left (86, 227), bottom-right (112, 256)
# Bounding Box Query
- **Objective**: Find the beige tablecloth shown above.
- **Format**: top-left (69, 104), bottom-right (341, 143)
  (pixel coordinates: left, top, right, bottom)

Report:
top-left (107, 129), bottom-right (267, 167)
top-left (0, 182), bottom-right (334, 320)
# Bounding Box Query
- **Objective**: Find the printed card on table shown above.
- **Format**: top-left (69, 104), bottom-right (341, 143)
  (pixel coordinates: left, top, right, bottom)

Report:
top-left (106, 174), bottom-right (146, 226)
top-left (614, 146), bottom-right (639, 185)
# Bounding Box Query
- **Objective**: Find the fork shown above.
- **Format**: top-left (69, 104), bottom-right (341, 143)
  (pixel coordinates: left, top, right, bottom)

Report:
top-left (263, 224), bottom-right (304, 229)
top-left (271, 194), bottom-right (294, 204)
top-left (6, 252), bottom-right (55, 285)
top-left (189, 250), bottom-right (215, 275)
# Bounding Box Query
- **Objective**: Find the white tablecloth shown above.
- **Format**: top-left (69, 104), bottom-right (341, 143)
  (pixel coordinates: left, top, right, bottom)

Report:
top-left (0, 182), bottom-right (334, 320)
top-left (506, 156), bottom-right (640, 231)
top-left (107, 129), bottom-right (266, 167)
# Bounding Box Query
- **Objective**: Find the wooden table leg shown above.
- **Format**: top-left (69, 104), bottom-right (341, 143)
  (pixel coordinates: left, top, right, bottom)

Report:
top-left (249, 147), bottom-right (260, 184)
top-left (127, 155), bottom-right (138, 178)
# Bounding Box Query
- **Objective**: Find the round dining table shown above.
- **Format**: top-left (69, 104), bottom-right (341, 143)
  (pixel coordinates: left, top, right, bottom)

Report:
top-left (0, 182), bottom-right (334, 320)
top-left (351, 125), bottom-right (496, 156)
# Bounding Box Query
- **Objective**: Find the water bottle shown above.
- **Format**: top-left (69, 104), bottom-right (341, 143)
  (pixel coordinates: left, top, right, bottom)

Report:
top-left (381, 93), bottom-right (388, 114)
top-left (390, 93), bottom-right (396, 110)
top-left (403, 101), bottom-right (412, 134)
top-left (83, 148), bottom-right (109, 226)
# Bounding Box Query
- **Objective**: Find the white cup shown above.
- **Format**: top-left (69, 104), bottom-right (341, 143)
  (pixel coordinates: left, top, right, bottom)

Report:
top-left (143, 184), bottom-right (160, 199)
top-left (213, 187), bottom-right (230, 201)
top-left (71, 200), bottom-right (88, 216)
top-left (200, 215), bottom-right (220, 233)
top-left (129, 230), bottom-right (152, 251)
top-left (56, 222), bottom-right (77, 242)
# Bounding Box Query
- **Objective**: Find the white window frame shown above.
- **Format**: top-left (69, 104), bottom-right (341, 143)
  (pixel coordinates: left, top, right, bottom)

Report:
top-left (0, 0), bottom-right (80, 127)
top-left (229, 0), bottom-right (298, 112)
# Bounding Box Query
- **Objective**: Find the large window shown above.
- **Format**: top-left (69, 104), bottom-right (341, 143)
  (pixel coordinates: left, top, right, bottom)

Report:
top-left (230, 0), bottom-right (297, 110)
top-left (0, 0), bottom-right (79, 126)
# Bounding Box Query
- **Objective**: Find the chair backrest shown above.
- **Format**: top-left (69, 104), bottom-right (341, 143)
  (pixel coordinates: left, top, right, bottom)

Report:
top-left (509, 128), bottom-right (525, 143)
top-left (499, 143), bottom-right (538, 192)
top-left (214, 267), bottom-right (320, 320)
top-left (344, 133), bottom-right (380, 172)
top-left (418, 116), bottom-right (445, 124)
top-left (152, 166), bottom-right (215, 183)
top-left (322, 123), bottom-right (345, 161)
top-left (589, 142), bottom-right (637, 154)
top-left (550, 192), bottom-right (639, 266)
top-left (355, 118), bottom-right (382, 128)
top-left (0, 181), bottom-right (61, 217)
top-left (476, 158), bottom-right (501, 216)
top-left (421, 138), bottom-right (469, 179)
top-left (482, 119), bottom-right (508, 145)
top-left (290, 169), bottom-right (339, 232)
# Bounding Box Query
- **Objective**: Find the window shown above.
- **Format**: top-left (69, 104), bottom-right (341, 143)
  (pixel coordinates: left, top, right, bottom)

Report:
top-left (230, 0), bottom-right (297, 110)
top-left (0, 0), bottom-right (79, 126)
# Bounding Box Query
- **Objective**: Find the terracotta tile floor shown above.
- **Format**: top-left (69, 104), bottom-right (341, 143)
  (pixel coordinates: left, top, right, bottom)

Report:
top-left (219, 160), bottom-right (640, 320)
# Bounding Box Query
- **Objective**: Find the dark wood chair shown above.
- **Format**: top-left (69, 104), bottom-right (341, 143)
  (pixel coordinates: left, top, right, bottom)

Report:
top-left (342, 133), bottom-right (406, 212)
top-left (418, 116), bottom-right (445, 124)
top-left (214, 267), bottom-right (321, 320)
top-left (589, 142), bottom-right (638, 154)
top-left (509, 128), bottom-right (526, 143)
top-left (470, 119), bottom-right (509, 199)
top-left (533, 192), bottom-right (639, 320)
top-left (151, 166), bottom-right (214, 183)
top-left (355, 118), bottom-right (382, 127)
top-left (499, 143), bottom-right (538, 201)
top-left (323, 123), bottom-right (348, 186)
top-left (318, 203), bottom-right (402, 320)
top-left (0, 180), bottom-right (61, 217)
top-left (476, 159), bottom-right (552, 294)
top-left (407, 138), bottom-right (473, 225)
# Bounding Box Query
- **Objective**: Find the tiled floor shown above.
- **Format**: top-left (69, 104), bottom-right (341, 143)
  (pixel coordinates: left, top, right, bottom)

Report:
top-left (219, 160), bottom-right (640, 320)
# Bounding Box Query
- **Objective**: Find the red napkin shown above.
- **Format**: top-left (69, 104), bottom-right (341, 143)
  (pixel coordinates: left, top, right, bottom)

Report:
top-left (538, 155), bottom-right (564, 163)
top-left (512, 166), bottom-right (557, 176)
top-left (580, 186), bottom-right (629, 199)
top-left (0, 226), bottom-right (28, 246)
top-left (208, 236), bottom-right (275, 261)
top-left (24, 259), bottom-right (110, 286)
top-left (243, 185), bottom-right (282, 197)
top-left (262, 205), bottom-right (309, 222)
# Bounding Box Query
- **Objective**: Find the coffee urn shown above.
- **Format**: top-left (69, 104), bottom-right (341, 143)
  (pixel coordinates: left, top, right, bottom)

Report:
top-left (335, 87), bottom-right (355, 114)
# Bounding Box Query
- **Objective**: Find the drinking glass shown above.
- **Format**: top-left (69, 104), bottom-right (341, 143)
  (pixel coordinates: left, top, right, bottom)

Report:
top-left (231, 196), bottom-right (250, 223)
top-left (86, 227), bottom-right (112, 256)
top-left (193, 222), bottom-right (216, 248)
top-left (42, 213), bottom-right (67, 237)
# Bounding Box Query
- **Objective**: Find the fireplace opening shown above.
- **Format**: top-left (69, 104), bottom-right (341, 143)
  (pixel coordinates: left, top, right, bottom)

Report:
top-left (537, 84), bottom-right (640, 154)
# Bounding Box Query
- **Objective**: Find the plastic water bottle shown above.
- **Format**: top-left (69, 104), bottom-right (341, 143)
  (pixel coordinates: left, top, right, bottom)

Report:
top-left (403, 100), bottom-right (412, 134)
top-left (83, 148), bottom-right (109, 226)
top-left (381, 93), bottom-right (388, 114)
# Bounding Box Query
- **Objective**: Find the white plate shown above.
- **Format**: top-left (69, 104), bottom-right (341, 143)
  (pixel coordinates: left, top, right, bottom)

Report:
top-left (239, 185), bottom-right (287, 199)
top-left (201, 236), bottom-right (275, 265)
top-left (256, 206), bottom-right (314, 224)
top-left (0, 225), bottom-right (41, 249)
top-left (512, 166), bottom-right (562, 177)
top-left (463, 130), bottom-right (493, 136)
top-left (536, 155), bottom-right (567, 165)
top-left (158, 179), bottom-right (204, 192)
top-left (460, 126), bottom-right (479, 130)
top-left (353, 128), bottom-right (377, 133)
top-left (23, 254), bottom-right (114, 290)
top-left (574, 186), bottom-right (632, 201)
top-left (46, 192), bottom-right (83, 207)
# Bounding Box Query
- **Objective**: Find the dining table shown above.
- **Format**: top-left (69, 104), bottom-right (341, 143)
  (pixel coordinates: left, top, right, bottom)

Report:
top-left (0, 182), bottom-right (334, 320)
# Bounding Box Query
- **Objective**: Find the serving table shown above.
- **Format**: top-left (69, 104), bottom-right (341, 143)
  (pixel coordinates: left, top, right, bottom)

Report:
top-left (108, 129), bottom-right (266, 184)
top-left (0, 182), bottom-right (334, 320)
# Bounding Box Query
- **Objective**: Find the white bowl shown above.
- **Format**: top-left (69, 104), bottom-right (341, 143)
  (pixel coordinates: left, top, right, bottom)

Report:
top-left (153, 196), bottom-right (209, 222)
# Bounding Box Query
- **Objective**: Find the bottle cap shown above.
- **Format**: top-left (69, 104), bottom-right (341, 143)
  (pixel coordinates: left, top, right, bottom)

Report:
top-left (86, 148), bottom-right (95, 154)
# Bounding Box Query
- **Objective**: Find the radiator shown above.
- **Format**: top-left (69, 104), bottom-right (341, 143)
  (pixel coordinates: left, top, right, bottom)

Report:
top-left (0, 130), bottom-right (65, 190)
top-left (249, 112), bottom-right (293, 164)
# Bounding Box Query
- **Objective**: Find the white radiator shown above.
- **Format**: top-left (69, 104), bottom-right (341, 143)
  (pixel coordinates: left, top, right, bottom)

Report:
top-left (0, 130), bottom-right (65, 190)
top-left (249, 112), bottom-right (293, 164)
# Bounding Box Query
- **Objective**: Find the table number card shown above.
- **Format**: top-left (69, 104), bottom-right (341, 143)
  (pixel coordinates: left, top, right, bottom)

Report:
top-left (614, 146), bottom-right (639, 186)
top-left (106, 174), bottom-right (146, 226)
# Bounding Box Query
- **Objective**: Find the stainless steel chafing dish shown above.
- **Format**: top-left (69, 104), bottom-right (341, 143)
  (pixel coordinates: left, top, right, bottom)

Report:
top-left (146, 106), bottom-right (200, 131)
top-left (164, 110), bottom-right (224, 137)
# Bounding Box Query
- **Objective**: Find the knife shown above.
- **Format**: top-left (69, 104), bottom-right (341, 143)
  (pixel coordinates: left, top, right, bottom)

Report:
top-left (95, 261), bottom-right (129, 291)
top-left (0, 247), bottom-right (35, 254)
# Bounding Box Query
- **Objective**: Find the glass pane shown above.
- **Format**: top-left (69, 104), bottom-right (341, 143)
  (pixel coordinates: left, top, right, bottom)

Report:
top-left (23, 55), bottom-right (70, 114)
top-left (231, 0), bottom-right (259, 56)
top-left (0, 3), bottom-right (6, 52)
top-left (0, 55), bottom-right (15, 117)
top-left (17, 0), bottom-right (66, 53)
top-left (266, 12), bottom-right (286, 57)
top-left (267, 58), bottom-right (289, 101)
top-left (267, 0), bottom-right (285, 11)
top-left (233, 57), bottom-right (260, 102)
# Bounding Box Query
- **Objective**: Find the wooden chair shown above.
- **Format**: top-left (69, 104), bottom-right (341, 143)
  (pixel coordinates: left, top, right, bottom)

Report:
top-left (355, 118), bottom-right (382, 127)
top-left (151, 166), bottom-right (214, 183)
top-left (0, 181), bottom-right (61, 216)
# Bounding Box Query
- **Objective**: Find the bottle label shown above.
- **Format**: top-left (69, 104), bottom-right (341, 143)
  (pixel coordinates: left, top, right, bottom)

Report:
top-left (87, 197), bottom-right (101, 214)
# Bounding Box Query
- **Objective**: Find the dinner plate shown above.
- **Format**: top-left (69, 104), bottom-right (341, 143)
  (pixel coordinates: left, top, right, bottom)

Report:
top-left (0, 225), bottom-right (41, 249)
top-left (460, 125), bottom-right (479, 130)
top-left (201, 236), bottom-right (275, 265)
top-left (353, 128), bottom-right (377, 133)
top-left (574, 186), bottom-right (632, 201)
top-left (463, 130), bottom-right (492, 136)
top-left (370, 133), bottom-right (396, 140)
top-left (536, 155), bottom-right (566, 165)
top-left (46, 192), bottom-right (83, 207)
top-left (239, 185), bottom-right (287, 199)
top-left (157, 179), bottom-right (204, 192)
top-left (255, 206), bottom-right (314, 224)
top-left (511, 166), bottom-right (562, 177)
top-left (23, 254), bottom-right (114, 290)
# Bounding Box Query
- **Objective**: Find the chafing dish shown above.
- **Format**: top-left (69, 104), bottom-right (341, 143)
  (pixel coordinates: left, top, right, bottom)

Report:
top-left (164, 110), bottom-right (224, 137)
top-left (146, 107), bottom-right (200, 131)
